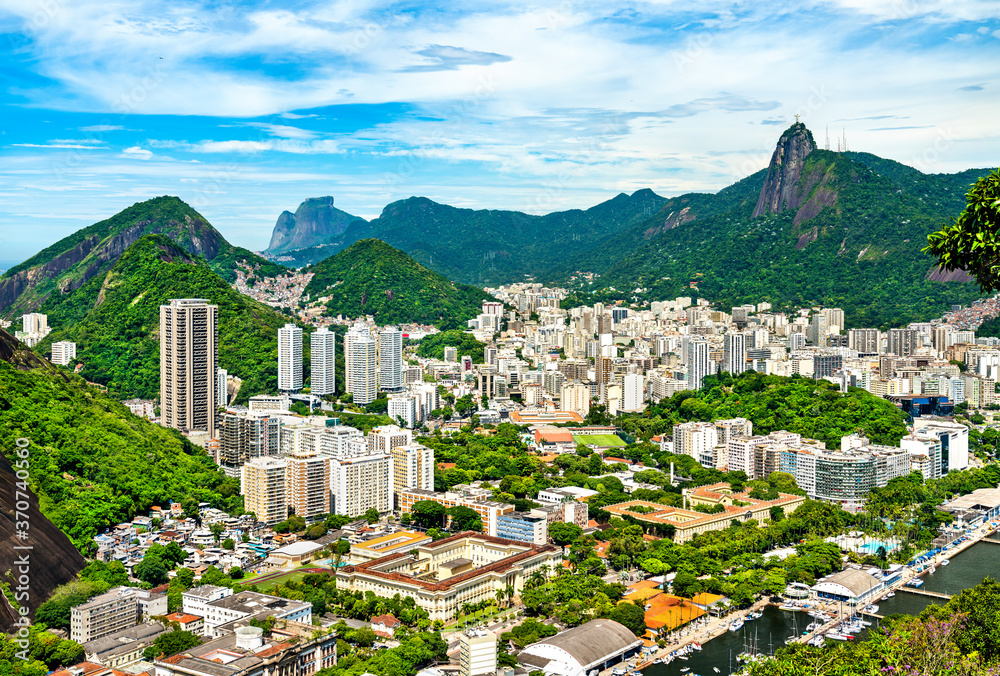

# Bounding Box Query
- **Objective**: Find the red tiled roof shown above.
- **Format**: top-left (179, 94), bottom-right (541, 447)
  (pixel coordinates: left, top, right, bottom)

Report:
top-left (340, 531), bottom-right (558, 592)
top-left (371, 613), bottom-right (401, 627)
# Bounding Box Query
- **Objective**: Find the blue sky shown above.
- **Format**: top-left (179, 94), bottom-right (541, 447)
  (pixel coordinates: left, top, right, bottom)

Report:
top-left (1, 0), bottom-right (999, 265)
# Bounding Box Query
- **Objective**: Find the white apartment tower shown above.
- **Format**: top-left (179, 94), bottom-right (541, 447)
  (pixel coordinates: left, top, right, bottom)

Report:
top-left (311, 327), bottom-right (337, 395)
top-left (160, 299), bottom-right (218, 438)
top-left (277, 323), bottom-right (303, 391)
top-left (723, 332), bottom-right (747, 375)
top-left (622, 373), bottom-right (644, 411)
top-left (50, 340), bottom-right (76, 366)
top-left (685, 339), bottom-right (712, 390)
top-left (345, 324), bottom-right (378, 405)
top-left (217, 368), bottom-right (228, 407)
top-left (330, 453), bottom-right (392, 517)
top-left (379, 326), bottom-right (403, 391)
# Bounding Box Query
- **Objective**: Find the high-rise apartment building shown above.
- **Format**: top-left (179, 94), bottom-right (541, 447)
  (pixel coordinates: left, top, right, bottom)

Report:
top-left (723, 332), bottom-right (747, 375)
top-left (622, 373), bottom-right (644, 411)
top-left (560, 382), bottom-right (591, 417)
top-left (286, 450), bottom-right (331, 520)
top-left (819, 308), bottom-right (845, 332)
top-left (277, 323), bottom-right (303, 391)
top-left (673, 421), bottom-right (718, 467)
top-left (160, 299), bottom-right (218, 438)
top-left (345, 324), bottom-right (378, 405)
top-left (310, 327), bottom-right (336, 395)
top-left (241, 456), bottom-right (288, 526)
top-left (848, 328), bottom-right (880, 353)
top-left (888, 328), bottom-right (918, 357)
top-left (368, 425), bottom-right (413, 454)
top-left (330, 453), bottom-right (393, 517)
top-left (388, 393), bottom-right (419, 428)
top-left (685, 339), bottom-right (711, 390)
top-left (391, 442), bottom-right (435, 503)
top-left (379, 326), bottom-right (403, 391)
top-left (217, 367), bottom-right (228, 406)
top-left (50, 340), bottom-right (76, 366)
top-left (219, 408), bottom-right (280, 477)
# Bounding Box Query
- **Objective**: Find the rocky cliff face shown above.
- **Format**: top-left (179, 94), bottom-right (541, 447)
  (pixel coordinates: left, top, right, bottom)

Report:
top-left (752, 122), bottom-right (817, 218)
top-left (266, 196), bottom-right (365, 253)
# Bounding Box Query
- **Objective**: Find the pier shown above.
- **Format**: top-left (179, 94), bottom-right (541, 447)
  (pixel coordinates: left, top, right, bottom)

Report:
top-left (898, 588), bottom-right (953, 600)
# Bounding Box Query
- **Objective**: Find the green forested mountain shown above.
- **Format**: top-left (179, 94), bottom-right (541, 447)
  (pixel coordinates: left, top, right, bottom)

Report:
top-left (270, 127), bottom-right (987, 327)
top-left (36, 234), bottom-right (306, 402)
top-left (0, 196), bottom-right (285, 319)
top-left (0, 327), bottom-right (242, 552)
top-left (290, 189), bottom-right (668, 281)
top-left (304, 239), bottom-right (495, 328)
top-left (588, 126), bottom-right (991, 327)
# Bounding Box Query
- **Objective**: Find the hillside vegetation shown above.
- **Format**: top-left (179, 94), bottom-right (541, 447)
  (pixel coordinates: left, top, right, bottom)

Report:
top-left (0, 333), bottom-right (243, 551)
top-left (296, 190), bottom-right (667, 280)
top-left (416, 330), bottom-right (488, 362)
top-left (590, 140), bottom-right (989, 327)
top-left (37, 235), bottom-right (307, 402)
top-left (304, 239), bottom-right (494, 328)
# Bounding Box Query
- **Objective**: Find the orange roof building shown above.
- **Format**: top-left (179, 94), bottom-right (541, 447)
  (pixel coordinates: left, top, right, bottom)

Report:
top-left (643, 594), bottom-right (706, 632)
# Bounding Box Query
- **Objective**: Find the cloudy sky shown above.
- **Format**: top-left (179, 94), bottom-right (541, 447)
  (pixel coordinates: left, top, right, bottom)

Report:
top-left (1, 0), bottom-right (998, 265)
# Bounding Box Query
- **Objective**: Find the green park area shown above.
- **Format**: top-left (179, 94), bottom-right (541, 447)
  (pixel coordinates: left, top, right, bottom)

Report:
top-left (574, 434), bottom-right (626, 448)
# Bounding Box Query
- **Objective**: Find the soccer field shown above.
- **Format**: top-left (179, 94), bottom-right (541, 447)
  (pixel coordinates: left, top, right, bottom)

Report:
top-left (242, 568), bottom-right (331, 591)
top-left (573, 434), bottom-right (626, 447)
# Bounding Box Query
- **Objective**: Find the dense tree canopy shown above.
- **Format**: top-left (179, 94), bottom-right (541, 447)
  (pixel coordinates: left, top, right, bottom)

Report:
top-left (924, 168), bottom-right (1000, 292)
top-left (0, 360), bottom-right (243, 551)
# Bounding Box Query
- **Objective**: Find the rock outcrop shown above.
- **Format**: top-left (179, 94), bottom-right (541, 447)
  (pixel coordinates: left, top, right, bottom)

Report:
top-left (752, 122), bottom-right (817, 218)
top-left (266, 196), bottom-right (365, 254)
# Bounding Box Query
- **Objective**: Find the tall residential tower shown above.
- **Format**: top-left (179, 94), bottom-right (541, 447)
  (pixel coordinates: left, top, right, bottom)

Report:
top-left (160, 299), bottom-right (218, 438)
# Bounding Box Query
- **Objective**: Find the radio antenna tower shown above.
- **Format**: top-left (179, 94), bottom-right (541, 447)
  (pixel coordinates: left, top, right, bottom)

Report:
top-left (825, 126), bottom-right (830, 151)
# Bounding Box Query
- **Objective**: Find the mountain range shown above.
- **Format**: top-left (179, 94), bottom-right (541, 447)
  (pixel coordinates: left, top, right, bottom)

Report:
top-left (0, 196), bottom-right (286, 320)
top-left (269, 124), bottom-right (991, 327)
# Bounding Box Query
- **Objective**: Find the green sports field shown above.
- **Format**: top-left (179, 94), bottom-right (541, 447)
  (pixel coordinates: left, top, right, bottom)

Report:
top-left (573, 434), bottom-right (626, 447)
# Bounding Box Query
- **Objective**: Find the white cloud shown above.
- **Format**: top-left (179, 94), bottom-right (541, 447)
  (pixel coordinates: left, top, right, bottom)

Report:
top-left (11, 143), bottom-right (105, 149)
top-left (79, 124), bottom-right (126, 131)
top-left (122, 145), bottom-right (153, 158)
top-left (244, 122), bottom-right (318, 140)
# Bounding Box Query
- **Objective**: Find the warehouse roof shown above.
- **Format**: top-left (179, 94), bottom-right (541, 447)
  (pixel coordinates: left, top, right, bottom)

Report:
top-left (518, 619), bottom-right (641, 671)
